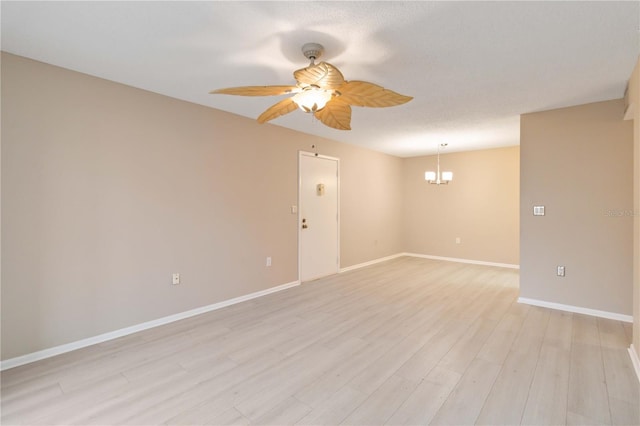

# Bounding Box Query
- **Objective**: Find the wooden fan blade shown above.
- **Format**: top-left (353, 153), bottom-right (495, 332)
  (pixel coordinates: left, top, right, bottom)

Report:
top-left (257, 97), bottom-right (299, 123)
top-left (314, 99), bottom-right (352, 130)
top-left (337, 81), bottom-right (413, 107)
top-left (210, 85), bottom-right (298, 96)
top-left (294, 62), bottom-right (345, 90)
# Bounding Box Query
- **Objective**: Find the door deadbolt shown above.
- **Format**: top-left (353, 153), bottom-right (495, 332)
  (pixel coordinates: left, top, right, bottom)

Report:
top-left (302, 218), bottom-right (308, 229)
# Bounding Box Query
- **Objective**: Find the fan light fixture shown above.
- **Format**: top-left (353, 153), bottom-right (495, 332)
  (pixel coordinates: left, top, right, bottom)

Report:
top-left (210, 42), bottom-right (413, 130)
top-left (425, 143), bottom-right (453, 185)
top-left (292, 87), bottom-right (333, 112)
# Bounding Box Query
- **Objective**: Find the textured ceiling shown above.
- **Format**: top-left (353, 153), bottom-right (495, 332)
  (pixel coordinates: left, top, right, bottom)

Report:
top-left (2, 1), bottom-right (638, 157)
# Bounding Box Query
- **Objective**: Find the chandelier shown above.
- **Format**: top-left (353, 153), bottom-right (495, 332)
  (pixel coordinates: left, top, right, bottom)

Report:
top-left (425, 143), bottom-right (453, 185)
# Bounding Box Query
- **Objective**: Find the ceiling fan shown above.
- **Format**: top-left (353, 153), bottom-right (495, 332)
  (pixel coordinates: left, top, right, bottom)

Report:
top-left (210, 43), bottom-right (413, 130)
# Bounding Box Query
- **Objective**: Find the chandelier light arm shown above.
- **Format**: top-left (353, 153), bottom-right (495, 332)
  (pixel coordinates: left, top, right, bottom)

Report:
top-left (436, 146), bottom-right (442, 184)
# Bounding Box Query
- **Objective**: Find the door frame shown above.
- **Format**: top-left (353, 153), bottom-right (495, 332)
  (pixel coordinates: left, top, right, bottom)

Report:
top-left (298, 151), bottom-right (341, 283)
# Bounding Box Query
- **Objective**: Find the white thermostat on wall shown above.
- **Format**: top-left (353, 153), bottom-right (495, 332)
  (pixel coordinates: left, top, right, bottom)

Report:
top-left (533, 205), bottom-right (545, 216)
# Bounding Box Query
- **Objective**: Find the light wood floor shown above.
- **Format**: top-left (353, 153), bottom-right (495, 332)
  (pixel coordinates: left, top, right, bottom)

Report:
top-left (1, 257), bottom-right (638, 425)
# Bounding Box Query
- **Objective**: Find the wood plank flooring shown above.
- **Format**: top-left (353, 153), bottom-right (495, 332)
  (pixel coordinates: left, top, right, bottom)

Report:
top-left (1, 257), bottom-right (638, 425)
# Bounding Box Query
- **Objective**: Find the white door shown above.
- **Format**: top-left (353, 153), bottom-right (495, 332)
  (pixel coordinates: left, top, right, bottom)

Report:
top-left (299, 152), bottom-right (339, 282)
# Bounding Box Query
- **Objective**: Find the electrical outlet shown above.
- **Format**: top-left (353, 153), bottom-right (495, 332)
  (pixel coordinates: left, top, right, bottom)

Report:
top-left (455, 237), bottom-right (461, 244)
top-left (172, 273), bottom-right (180, 285)
top-left (533, 206), bottom-right (545, 216)
top-left (266, 257), bottom-right (272, 267)
top-left (557, 266), bottom-right (565, 277)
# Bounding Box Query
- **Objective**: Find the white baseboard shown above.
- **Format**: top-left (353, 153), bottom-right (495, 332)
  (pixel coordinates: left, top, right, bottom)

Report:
top-left (0, 280), bottom-right (300, 371)
top-left (404, 253), bottom-right (520, 269)
top-left (629, 345), bottom-right (640, 383)
top-left (339, 253), bottom-right (405, 273)
top-left (517, 297), bottom-right (633, 323)
top-left (340, 253), bottom-right (519, 273)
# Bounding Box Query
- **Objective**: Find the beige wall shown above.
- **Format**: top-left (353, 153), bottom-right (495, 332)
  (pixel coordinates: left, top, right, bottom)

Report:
top-left (627, 58), bottom-right (640, 357)
top-left (1, 53), bottom-right (404, 360)
top-left (403, 147), bottom-right (520, 266)
top-left (520, 99), bottom-right (633, 315)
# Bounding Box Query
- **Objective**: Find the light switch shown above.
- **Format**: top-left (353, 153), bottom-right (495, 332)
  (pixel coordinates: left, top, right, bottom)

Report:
top-left (291, 205), bottom-right (297, 214)
top-left (533, 206), bottom-right (545, 216)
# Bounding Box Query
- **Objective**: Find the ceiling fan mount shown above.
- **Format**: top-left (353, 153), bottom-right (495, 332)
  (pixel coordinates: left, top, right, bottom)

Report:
top-left (210, 41), bottom-right (413, 130)
top-left (301, 42), bottom-right (324, 62)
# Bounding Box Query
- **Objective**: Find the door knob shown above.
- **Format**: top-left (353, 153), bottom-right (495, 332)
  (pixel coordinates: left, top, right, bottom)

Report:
top-left (302, 218), bottom-right (308, 229)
